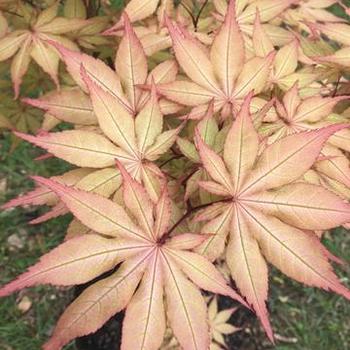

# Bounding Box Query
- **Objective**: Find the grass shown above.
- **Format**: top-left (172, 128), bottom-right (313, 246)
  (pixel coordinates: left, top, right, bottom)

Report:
top-left (0, 134), bottom-right (75, 350)
top-left (270, 229), bottom-right (350, 350)
top-left (0, 135), bottom-right (349, 350)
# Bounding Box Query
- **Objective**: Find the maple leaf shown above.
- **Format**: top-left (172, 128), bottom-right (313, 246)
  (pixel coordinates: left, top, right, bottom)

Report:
top-left (310, 22), bottom-right (350, 47)
top-left (0, 1), bottom-right (88, 97)
top-left (15, 81), bottom-right (181, 202)
top-left (0, 83), bottom-right (45, 150)
top-left (112, 0), bottom-right (295, 60)
top-left (0, 162), bottom-right (247, 350)
top-left (1, 168), bottom-right (97, 226)
top-left (314, 46), bottom-right (350, 68)
top-left (104, 0), bottom-right (161, 32)
top-left (283, 0), bottom-right (347, 32)
top-left (160, 296), bottom-right (240, 350)
top-left (22, 87), bottom-right (97, 127)
top-left (207, 296), bottom-right (240, 350)
top-left (193, 92), bottom-right (350, 340)
top-left (262, 83), bottom-right (350, 202)
top-left (213, 0), bottom-right (295, 46)
top-left (252, 17), bottom-right (314, 92)
top-left (176, 99), bottom-right (274, 205)
top-left (156, 0), bottom-right (275, 120)
top-left (45, 12), bottom-right (180, 116)
top-left (103, 0), bottom-right (174, 57)
top-left (63, 0), bottom-right (110, 50)
top-left (10, 14), bottom-right (182, 204)
top-left (176, 101), bottom-right (228, 203)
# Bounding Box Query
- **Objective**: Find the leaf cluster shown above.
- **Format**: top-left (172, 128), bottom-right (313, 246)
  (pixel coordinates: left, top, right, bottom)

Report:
top-left (1, 0), bottom-right (350, 349)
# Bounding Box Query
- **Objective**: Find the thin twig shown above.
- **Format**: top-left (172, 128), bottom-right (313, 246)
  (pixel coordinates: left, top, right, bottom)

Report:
top-left (160, 197), bottom-right (232, 243)
top-left (193, 0), bottom-right (209, 31)
top-left (179, 166), bottom-right (199, 186)
top-left (160, 155), bottom-right (184, 168)
top-left (332, 74), bottom-right (341, 97)
top-left (179, 2), bottom-right (197, 27)
top-left (2, 10), bottom-right (23, 18)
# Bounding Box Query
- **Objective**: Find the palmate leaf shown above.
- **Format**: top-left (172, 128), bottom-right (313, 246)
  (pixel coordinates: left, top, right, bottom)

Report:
top-left (47, 13), bottom-right (178, 117)
top-left (251, 15), bottom-right (321, 94)
top-left (0, 0), bottom-right (89, 97)
top-left (104, 0), bottom-right (160, 33)
top-left (208, 297), bottom-right (240, 349)
top-left (0, 163), bottom-right (247, 350)
top-left (9, 12), bottom-right (181, 205)
top-left (264, 84), bottom-right (350, 201)
top-left (22, 87), bottom-right (97, 126)
top-left (156, 0), bottom-right (275, 120)
top-left (12, 16), bottom-right (181, 204)
top-left (2, 1), bottom-right (350, 348)
top-left (315, 47), bottom-right (350, 68)
top-left (194, 94), bottom-right (350, 340)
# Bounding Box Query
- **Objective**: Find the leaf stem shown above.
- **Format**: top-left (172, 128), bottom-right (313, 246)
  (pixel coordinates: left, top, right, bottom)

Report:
top-left (160, 197), bottom-right (232, 243)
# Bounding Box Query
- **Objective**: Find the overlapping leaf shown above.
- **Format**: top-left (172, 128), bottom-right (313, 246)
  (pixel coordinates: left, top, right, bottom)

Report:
top-left (0, 1), bottom-right (88, 97)
top-left (0, 163), bottom-right (247, 350)
top-left (155, 0), bottom-right (275, 120)
top-left (194, 94), bottom-right (350, 340)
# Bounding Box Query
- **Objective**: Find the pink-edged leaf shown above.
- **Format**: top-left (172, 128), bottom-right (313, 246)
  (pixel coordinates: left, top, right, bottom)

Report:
top-left (195, 204), bottom-right (234, 261)
top-left (165, 17), bottom-right (222, 95)
top-left (195, 130), bottom-right (234, 194)
top-left (121, 251), bottom-right (165, 350)
top-left (81, 66), bottom-right (138, 158)
top-left (0, 235), bottom-right (147, 297)
top-left (2, 187), bottom-right (55, 209)
top-left (22, 88), bottom-right (96, 125)
top-left (210, 0), bottom-right (245, 96)
top-left (199, 180), bottom-right (232, 197)
top-left (242, 124), bottom-right (350, 194)
top-left (156, 80), bottom-right (217, 106)
top-left (227, 205), bottom-right (273, 341)
top-left (294, 95), bottom-right (349, 123)
top-left (43, 251), bottom-right (150, 350)
top-left (32, 176), bottom-right (149, 242)
top-left (249, 183), bottom-right (350, 230)
top-left (48, 41), bottom-right (131, 113)
top-left (162, 254), bottom-right (210, 350)
top-left (15, 130), bottom-right (134, 168)
top-left (224, 92), bottom-right (258, 193)
top-left (252, 11), bottom-right (274, 57)
top-left (238, 0), bottom-right (296, 24)
top-left (115, 13), bottom-right (148, 111)
top-left (154, 186), bottom-right (172, 239)
top-left (164, 248), bottom-right (248, 307)
top-left (29, 202), bottom-right (67, 224)
top-left (273, 40), bottom-right (298, 80)
top-left (166, 234), bottom-right (208, 250)
top-left (2, 168), bottom-right (93, 209)
top-left (117, 161), bottom-right (155, 240)
top-left (144, 124), bottom-right (183, 161)
top-left (135, 82), bottom-right (163, 155)
top-left (243, 209), bottom-right (350, 300)
top-left (233, 51), bottom-right (275, 99)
